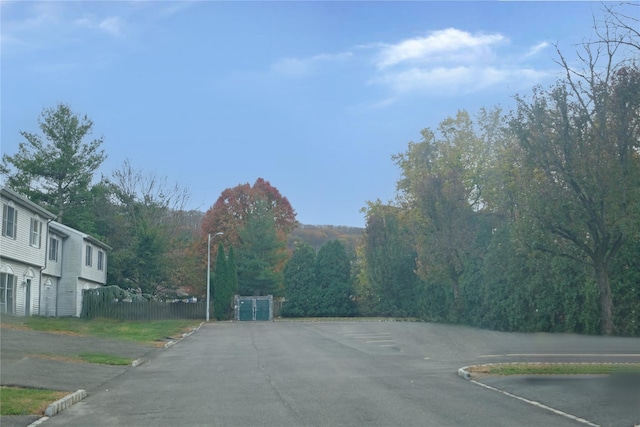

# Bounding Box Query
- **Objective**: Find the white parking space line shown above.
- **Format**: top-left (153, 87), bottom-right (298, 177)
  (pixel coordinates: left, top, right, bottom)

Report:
top-left (470, 380), bottom-right (600, 427)
top-left (479, 353), bottom-right (640, 358)
top-left (342, 334), bottom-right (392, 338)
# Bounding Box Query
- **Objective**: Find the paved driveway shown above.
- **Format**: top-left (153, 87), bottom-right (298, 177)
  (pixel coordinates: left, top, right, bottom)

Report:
top-left (0, 324), bottom-right (156, 427)
top-left (30, 321), bottom-right (640, 427)
top-left (1, 326), bottom-right (155, 392)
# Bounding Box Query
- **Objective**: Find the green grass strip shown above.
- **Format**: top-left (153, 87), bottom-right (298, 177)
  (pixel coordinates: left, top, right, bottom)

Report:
top-left (78, 352), bottom-right (133, 365)
top-left (0, 386), bottom-right (68, 416)
top-left (470, 363), bottom-right (640, 376)
top-left (2, 316), bottom-right (200, 345)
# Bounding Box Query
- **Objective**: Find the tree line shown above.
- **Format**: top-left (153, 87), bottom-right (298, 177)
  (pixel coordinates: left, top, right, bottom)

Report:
top-left (357, 6), bottom-right (639, 336)
top-left (2, 5), bottom-right (637, 334)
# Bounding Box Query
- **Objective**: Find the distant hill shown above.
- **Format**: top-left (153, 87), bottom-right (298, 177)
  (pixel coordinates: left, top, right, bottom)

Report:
top-left (288, 224), bottom-right (364, 253)
top-left (187, 211), bottom-right (363, 252)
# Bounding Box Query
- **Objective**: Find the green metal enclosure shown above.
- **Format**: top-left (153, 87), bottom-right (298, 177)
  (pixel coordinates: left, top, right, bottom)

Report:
top-left (238, 299), bottom-right (254, 321)
top-left (234, 295), bottom-right (273, 321)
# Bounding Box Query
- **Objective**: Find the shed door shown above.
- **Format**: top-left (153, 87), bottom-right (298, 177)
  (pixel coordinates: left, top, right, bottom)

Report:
top-left (255, 299), bottom-right (270, 320)
top-left (238, 300), bottom-right (253, 321)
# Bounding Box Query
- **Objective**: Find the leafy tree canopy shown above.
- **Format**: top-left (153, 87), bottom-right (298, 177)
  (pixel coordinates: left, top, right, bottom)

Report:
top-left (202, 178), bottom-right (298, 248)
top-left (1, 103), bottom-right (106, 227)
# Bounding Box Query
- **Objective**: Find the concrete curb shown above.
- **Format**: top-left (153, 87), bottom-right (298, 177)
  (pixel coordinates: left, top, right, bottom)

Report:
top-left (458, 361), bottom-right (639, 380)
top-left (458, 366), bottom-right (471, 380)
top-left (131, 358), bottom-right (147, 367)
top-left (164, 322), bottom-right (204, 349)
top-left (43, 389), bottom-right (87, 417)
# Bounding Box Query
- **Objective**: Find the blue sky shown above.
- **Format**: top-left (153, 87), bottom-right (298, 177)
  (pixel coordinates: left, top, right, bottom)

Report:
top-left (1, 1), bottom-right (613, 227)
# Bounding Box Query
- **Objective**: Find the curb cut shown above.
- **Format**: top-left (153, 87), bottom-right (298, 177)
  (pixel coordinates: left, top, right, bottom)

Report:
top-left (44, 389), bottom-right (87, 417)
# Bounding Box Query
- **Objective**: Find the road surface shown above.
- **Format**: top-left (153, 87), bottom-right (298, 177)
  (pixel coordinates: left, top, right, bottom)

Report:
top-left (41, 320), bottom-right (640, 427)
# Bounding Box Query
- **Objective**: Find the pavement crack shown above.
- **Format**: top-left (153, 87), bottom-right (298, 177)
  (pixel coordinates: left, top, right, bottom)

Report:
top-left (250, 325), bottom-right (315, 427)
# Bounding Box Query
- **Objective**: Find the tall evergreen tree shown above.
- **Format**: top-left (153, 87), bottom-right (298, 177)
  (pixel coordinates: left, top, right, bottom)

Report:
top-left (227, 246), bottom-right (239, 318)
top-left (283, 243), bottom-right (318, 317)
top-left (236, 198), bottom-right (288, 296)
top-left (315, 240), bottom-right (356, 317)
top-left (362, 202), bottom-right (421, 317)
top-left (1, 103), bottom-right (106, 228)
top-left (213, 244), bottom-right (232, 320)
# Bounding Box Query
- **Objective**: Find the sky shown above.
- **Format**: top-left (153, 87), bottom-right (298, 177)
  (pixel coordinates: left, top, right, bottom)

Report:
top-left (0, 1), bottom-right (620, 227)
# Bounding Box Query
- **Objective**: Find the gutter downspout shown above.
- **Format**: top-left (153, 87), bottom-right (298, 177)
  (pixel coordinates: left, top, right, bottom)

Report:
top-left (39, 219), bottom-right (53, 316)
top-left (55, 234), bottom-right (66, 318)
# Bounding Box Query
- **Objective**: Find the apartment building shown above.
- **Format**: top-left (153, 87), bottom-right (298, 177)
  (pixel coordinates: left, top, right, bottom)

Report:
top-left (1, 187), bottom-right (110, 317)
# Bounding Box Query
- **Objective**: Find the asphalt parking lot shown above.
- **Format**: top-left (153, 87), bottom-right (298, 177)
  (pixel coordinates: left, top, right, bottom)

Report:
top-left (1, 320), bottom-right (639, 427)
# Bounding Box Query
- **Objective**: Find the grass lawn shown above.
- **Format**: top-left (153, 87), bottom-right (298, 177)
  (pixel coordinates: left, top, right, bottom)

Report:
top-left (78, 352), bottom-right (133, 365)
top-left (0, 386), bottom-right (68, 416)
top-left (0, 316), bottom-right (201, 345)
top-left (468, 363), bottom-right (640, 376)
top-left (0, 317), bottom-right (202, 416)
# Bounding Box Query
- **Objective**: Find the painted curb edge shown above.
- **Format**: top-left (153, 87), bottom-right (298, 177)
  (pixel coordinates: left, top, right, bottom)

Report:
top-left (44, 389), bottom-right (87, 417)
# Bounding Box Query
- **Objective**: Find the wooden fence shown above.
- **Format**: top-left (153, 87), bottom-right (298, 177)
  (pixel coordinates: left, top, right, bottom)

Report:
top-left (81, 299), bottom-right (207, 321)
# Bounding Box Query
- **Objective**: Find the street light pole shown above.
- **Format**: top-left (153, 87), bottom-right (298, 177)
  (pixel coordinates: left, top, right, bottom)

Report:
top-left (206, 232), bottom-right (224, 322)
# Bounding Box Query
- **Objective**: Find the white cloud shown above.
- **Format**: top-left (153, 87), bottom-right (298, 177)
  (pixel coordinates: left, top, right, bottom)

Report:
top-left (376, 28), bottom-right (507, 69)
top-left (372, 66), bottom-right (550, 96)
top-left (365, 28), bottom-right (555, 100)
top-left (524, 41), bottom-right (550, 58)
top-left (270, 57), bottom-right (311, 78)
top-left (99, 16), bottom-right (123, 37)
top-left (266, 26), bottom-right (553, 105)
top-left (270, 51), bottom-right (353, 78)
top-left (74, 14), bottom-right (123, 37)
top-left (0, 2), bottom-right (61, 51)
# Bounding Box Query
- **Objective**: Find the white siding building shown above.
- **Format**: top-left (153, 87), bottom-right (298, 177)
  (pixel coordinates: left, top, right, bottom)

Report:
top-left (1, 187), bottom-right (110, 317)
top-left (41, 225), bottom-right (68, 317)
top-left (48, 222), bottom-right (110, 317)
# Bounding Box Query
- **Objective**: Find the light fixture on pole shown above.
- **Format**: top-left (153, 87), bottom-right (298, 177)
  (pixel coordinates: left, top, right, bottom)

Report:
top-left (207, 232), bottom-right (224, 322)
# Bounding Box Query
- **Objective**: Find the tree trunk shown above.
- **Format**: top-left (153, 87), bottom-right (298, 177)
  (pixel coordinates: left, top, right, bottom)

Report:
top-left (595, 263), bottom-right (614, 335)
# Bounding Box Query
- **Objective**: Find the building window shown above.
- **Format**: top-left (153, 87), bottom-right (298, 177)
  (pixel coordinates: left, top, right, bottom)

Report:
top-left (85, 245), bottom-right (93, 267)
top-left (98, 250), bottom-right (104, 271)
top-left (2, 204), bottom-right (17, 239)
top-left (49, 237), bottom-right (59, 262)
top-left (0, 273), bottom-right (15, 314)
top-left (30, 217), bottom-right (42, 248)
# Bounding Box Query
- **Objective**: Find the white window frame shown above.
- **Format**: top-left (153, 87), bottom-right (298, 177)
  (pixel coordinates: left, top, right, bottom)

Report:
top-left (0, 273), bottom-right (16, 314)
top-left (97, 250), bottom-right (104, 271)
top-left (49, 236), bottom-right (59, 262)
top-left (30, 217), bottom-right (42, 248)
top-left (2, 204), bottom-right (17, 239)
top-left (85, 244), bottom-right (93, 267)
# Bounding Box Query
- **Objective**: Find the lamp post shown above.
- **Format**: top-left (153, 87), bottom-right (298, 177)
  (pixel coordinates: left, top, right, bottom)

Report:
top-left (206, 232), bottom-right (224, 322)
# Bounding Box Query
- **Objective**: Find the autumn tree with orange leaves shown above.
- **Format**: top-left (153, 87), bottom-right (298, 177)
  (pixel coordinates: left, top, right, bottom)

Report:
top-left (202, 178), bottom-right (297, 246)
top-left (201, 178), bottom-right (298, 296)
